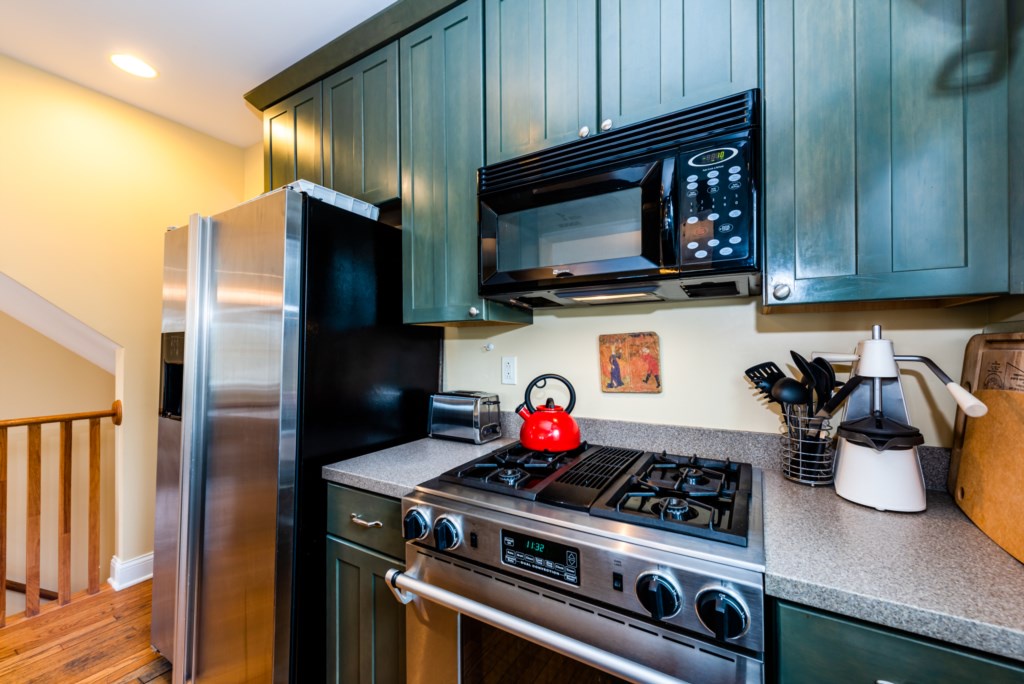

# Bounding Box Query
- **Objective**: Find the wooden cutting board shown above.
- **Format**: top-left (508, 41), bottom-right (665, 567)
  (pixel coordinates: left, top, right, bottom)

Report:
top-left (949, 330), bottom-right (1024, 564)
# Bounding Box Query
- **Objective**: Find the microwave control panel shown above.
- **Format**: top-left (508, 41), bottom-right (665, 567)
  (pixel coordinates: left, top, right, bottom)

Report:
top-left (679, 139), bottom-right (754, 268)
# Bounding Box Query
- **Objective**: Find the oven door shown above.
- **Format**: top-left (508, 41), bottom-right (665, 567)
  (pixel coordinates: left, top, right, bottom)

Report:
top-left (392, 569), bottom-right (677, 684)
top-left (479, 157), bottom-right (678, 295)
top-left (389, 553), bottom-right (763, 684)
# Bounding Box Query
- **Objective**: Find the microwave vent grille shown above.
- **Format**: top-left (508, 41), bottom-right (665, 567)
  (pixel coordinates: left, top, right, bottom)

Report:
top-left (479, 89), bottom-right (758, 194)
top-left (512, 296), bottom-right (563, 308)
top-left (681, 281), bottom-right (742, 298)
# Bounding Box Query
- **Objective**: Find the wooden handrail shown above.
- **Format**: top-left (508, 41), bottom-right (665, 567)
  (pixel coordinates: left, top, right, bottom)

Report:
top-left (0, 400), bottom-right (121, 627)
top-left (0, 400), bottom-right (122, 429)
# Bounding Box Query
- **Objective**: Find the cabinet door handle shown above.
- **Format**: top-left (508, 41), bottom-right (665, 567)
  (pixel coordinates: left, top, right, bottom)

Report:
top-left (350, 513), bottom-right (383, 529)
top-left (578, 125), bottom-right (591, 138)
top-left (600, 118), bottom-right (613, 132)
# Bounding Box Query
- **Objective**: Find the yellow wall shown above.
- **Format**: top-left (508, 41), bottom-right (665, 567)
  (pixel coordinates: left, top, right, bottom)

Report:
top-left (244, 142), bottom-right (265, 200)
top-left (445, 298), bottom-right (1024, 448)
top-left (0, 312), bottom-right (116, 596)
top-left (0, 54), bottom-right (247, 563)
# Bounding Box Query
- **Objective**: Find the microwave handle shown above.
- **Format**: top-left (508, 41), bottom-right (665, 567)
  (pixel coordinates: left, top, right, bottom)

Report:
top-left (662, 158), bottom-right (676, 233)
top-left (386, 569), bottom-right (688, 684)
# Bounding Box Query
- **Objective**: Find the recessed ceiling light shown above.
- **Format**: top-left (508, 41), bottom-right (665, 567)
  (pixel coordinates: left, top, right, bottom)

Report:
top-left (111, 54), bottom-right (158, 79)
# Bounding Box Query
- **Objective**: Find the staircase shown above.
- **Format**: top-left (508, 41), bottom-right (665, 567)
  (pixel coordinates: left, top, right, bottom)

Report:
top-left (1, 402), bottom-right (122, 625)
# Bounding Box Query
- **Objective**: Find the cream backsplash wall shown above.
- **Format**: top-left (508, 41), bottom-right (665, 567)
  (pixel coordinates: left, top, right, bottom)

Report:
top-left (0, 312), bottom-right (115, 600)
top-left (444, 298), bottom-right (1004, 448)
top-left (0, 54), bottom-right (248, 565)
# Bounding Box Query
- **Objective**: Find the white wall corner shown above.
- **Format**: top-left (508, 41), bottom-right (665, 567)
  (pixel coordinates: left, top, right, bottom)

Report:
top-left (109, 552), bottom-right (154, 591)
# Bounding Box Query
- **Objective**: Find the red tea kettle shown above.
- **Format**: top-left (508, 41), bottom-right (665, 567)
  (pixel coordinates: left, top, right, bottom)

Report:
top-left (516, 374), bottom-right (581, 452)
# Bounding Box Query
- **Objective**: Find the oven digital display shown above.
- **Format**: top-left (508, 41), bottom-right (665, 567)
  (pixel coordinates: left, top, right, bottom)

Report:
top-left (500, 529), bottom-right (581, 586)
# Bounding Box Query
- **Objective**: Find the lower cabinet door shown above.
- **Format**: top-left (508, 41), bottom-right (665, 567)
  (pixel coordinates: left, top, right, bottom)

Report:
top-left (776, 601), bottom-right (1024, 684)
top-left (326, 535), bottom-right (406, 684)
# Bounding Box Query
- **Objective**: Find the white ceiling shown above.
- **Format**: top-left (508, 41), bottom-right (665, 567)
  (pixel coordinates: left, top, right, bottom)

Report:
top-left (0, 0), bottom-right (400, 148)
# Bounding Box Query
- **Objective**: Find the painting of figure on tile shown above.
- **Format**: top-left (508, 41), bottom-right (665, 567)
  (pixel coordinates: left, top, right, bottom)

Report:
top-left (599, 332), bottom-right (661, 393)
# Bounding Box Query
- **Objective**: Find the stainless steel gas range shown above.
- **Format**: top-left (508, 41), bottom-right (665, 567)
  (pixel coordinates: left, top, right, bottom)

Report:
top-left (387, 442), bottom-right (765, 684)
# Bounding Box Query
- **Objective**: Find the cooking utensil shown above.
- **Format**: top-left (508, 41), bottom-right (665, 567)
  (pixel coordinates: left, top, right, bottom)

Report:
top-left (771, 377), bottom-right (811, 407)
top-left (813, 374), bottom-right (864, 420)
top-left (516, 374), bottom-right (581, 452)
top-left (744, 361), bottom-right (786, 401)
top-left (811, 357), bottom-right (837, 411)
top-left (790, 351), bottom-right (817, 413)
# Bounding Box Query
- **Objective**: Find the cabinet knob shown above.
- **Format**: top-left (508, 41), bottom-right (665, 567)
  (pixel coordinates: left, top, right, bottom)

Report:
top-left (578, 126), bottom-right (591, 138)
top-left (600, 119), bottom-right (613, 132)
top-left (772, 283), bottom-right (792, 301)
top-left (468, 306), bottom-right (480, 317)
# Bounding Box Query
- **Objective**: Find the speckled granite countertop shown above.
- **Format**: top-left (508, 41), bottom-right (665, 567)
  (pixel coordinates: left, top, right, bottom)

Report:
top-left (323, 436), bottom-right (1024, 663)
top-left (321, 436), bottom-right (516, 498)
top-left (762, 469), bottom-right (1024, 662)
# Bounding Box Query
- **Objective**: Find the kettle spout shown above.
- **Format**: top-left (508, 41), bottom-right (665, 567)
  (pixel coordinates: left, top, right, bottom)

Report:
top-left (515, 402), bottom-right (531, 420)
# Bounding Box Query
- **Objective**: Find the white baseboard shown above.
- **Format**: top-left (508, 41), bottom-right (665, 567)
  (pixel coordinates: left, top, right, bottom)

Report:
top-left (108, 552), bottom-right (154, 591)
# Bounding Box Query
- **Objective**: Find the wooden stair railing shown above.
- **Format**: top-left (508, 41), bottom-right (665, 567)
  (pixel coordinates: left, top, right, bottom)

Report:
top-left (0, 400), bottom-right (122, 626)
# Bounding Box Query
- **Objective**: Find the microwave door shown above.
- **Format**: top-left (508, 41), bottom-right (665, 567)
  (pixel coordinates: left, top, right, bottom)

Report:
top-left (479, 158), bottom-right (675, 292)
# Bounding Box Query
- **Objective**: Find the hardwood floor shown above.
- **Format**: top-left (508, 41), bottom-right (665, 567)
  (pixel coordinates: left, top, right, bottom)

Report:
top-left (0, 580), bottom-right (171, 683)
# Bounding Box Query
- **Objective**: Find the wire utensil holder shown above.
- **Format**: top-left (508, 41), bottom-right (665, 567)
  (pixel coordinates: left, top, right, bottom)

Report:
top-left (779, 406), bottom-right (835, 485)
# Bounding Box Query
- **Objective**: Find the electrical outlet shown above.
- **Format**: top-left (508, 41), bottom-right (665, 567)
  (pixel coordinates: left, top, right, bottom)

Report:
top-left (501, 356), bottom-right (517, 385)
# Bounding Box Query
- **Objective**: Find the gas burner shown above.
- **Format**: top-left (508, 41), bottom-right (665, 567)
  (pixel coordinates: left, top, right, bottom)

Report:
top-left (492, 467), bottom-right (529, 487)
top-left (438, 441), bottom-right (591, 500)
top-left (653, 497), bottom-right (693, 521)
top-left (682, 468), bottom-right (704, 486)
top-left (592, 452), bottom-right (753, 546)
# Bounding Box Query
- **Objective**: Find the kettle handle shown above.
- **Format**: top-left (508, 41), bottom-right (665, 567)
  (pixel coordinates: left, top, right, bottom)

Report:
top-left (522, 374), bottom-right (576, 414)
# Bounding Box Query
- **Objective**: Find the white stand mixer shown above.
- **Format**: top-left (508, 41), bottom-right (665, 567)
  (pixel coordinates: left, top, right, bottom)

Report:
top-left (815, 325), bottom-right (987, 512)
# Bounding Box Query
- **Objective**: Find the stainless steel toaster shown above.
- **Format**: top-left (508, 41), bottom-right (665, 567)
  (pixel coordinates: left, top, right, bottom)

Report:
top-left (428, 391), bottom-right (501, 444)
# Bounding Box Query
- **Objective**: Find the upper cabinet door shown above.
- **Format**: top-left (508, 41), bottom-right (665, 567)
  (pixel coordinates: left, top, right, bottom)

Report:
top-left (764, 0), bottom-right (1015, 306)
top-left (484, 0), bottom-right (599, 163)
top-left (401, 0), bottom-right (532, 325)
top-left (323, 43), bottom-right (400, 204)
top-left (263, 82), bottom-right (323, 191)
top-left (598, 0), bottom-right (758, 130)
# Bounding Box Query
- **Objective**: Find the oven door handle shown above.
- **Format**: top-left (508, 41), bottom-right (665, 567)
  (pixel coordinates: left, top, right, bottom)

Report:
top-left (385, 569), bottom-right (690, 684)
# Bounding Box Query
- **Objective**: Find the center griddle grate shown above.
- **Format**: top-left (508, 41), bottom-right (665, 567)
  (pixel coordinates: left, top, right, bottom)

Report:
top-left (537, 446), bottom-right (645, 510)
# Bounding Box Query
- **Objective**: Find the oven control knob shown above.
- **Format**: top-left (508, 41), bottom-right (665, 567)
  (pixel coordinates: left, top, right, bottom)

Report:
top-left (403, 510), bottom-right (429, 541)
top-left (695, 588), bottom-right (749, 641)
top-left (433, 517), bottom-right (461, 551)
top-left (635, 573), bottom-right (681, 620)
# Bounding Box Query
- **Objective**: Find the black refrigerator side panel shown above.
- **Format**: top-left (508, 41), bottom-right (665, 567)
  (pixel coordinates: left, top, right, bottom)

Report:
top-left (292, 196), bottom-right (442, 682)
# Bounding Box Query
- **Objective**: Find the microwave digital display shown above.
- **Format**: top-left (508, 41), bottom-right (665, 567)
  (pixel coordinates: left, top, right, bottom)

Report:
top-left (689, 147), bottom-right (739, 167)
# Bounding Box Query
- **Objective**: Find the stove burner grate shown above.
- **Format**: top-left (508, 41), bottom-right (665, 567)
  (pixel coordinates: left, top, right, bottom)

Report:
top-left (593, 452), bottom-right (752, 546)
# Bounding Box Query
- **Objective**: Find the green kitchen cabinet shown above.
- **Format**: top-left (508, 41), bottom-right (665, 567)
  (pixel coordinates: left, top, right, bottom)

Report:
top-left (326, 484), bottom-right (406, 684)
top-left (764, 0), bottom-right (1020, 306)
top-left (400, 0), bottom-right (531, 325)
top-left (326, 536), bottom-right (405, 684)
top-left (776, 601), bottom-right (1024, 683)
top-left (263, 82), bottom-right (323, 191)
top-left (598, 0), bottom-right (758, 129)
top-left (484, 0), bottom-right (598, 162)
top-left (484, 0), bottom-right (759, 163)
top-left (323, 43), bottom-right (400, 204)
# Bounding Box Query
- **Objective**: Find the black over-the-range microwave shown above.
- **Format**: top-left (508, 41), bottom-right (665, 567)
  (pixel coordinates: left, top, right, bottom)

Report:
top-left (478, 89), bottom-right (761, 309)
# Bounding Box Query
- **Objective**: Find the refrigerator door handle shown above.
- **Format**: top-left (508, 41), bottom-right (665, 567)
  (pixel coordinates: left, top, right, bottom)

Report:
top-left (172, 213), bottom-right (213, 684)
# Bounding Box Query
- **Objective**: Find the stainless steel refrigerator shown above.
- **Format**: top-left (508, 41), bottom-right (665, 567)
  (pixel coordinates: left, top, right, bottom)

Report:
top-left (152, 187), bottom-right (442, 683)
